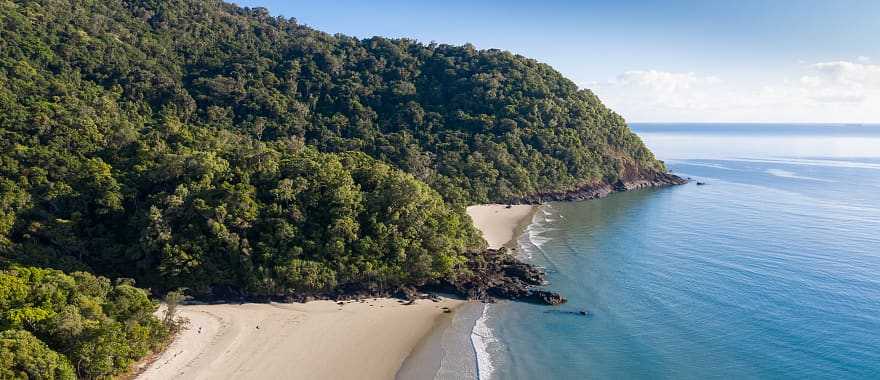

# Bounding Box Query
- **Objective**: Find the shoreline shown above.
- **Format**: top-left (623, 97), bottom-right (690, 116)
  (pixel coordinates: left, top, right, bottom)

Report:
top-left (466, 204), bottom-right (538, 249)
top-left (506, 173), bottom-right (686, 204)
top-left (137, 298), bottom-right (464, 380)
top-left (395, 301), bottom-right (484, 380)
top-left (136, 204), bottom-right (538, 380)
top-left (397, 204), bottom-right (539, 379)
top-left (506, 204), bottom-right (541, 250)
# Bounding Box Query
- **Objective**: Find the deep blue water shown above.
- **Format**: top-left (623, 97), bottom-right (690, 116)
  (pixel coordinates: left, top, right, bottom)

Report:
top-left (478, 123), bottom-right (880, 379)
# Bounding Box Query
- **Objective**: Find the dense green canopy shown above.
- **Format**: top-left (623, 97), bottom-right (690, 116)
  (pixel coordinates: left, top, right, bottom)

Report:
top-left (0, 0), bottom-right (670, 376)
top-left (0, 330), bottom-right (75, 380)
top-left (0, 266), bottom-right (167, 379)
top-left (1, 0), bottom-right (494, 295)
top-left (0, 0), bottom-right (666, 295)
top-left (1, 0), bottom-right (665, 204)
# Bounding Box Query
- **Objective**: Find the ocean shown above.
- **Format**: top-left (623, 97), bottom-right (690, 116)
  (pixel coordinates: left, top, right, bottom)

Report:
top-left (463, 123), bottom-right (880, 379)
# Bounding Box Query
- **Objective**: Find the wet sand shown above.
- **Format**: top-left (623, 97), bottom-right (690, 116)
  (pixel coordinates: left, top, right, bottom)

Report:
top-left (138, 298), bottom-right (463, 380)
top-left (466, 204), bottom-right (537, 249)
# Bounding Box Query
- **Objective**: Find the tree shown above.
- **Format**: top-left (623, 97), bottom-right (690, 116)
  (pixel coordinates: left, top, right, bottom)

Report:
top-left (163, 290), bottom-right (186, 328)
top-left (0, 330), bottom-right (75, 380)
top-left (0, 266), bottom-right (168, 378)
top-left (0, 0), bottom-right (678, 373)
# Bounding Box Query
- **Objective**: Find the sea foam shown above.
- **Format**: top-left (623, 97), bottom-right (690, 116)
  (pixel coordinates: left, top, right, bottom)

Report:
top-left (470, 304), bottom-right (497, 380)
top-left (519, 206), bottom-right (556, 257)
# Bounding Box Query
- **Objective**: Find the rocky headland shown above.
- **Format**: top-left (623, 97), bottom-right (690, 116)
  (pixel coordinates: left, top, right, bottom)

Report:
top-left (509, 172), bottom-right (687, 204)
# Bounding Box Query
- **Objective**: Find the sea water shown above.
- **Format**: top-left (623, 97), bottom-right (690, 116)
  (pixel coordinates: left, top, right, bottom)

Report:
top-left (470, 123), bottom-right (880, 379)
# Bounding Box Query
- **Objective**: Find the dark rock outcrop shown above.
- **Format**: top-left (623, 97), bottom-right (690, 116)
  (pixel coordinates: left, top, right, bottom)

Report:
top-left (526, 290), bottom-right (567, 305)
top-left (507, 171), bottom-right (687, 204)
top-left (431, 248), bottom-right (566, 305)
top-left (544, 309), bottom-right (592, 317)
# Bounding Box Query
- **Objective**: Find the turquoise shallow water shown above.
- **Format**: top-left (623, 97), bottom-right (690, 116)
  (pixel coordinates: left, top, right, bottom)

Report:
top-left (478, 124), bottom-right (880, 379)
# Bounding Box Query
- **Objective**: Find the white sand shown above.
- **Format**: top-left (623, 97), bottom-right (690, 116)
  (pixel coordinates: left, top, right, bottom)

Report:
top-left (137, 204), bottom-right (533, 379)
top-left (466, 204), bottom-right (537, 249)
top-left (137, 298), bottom-right (462, 380)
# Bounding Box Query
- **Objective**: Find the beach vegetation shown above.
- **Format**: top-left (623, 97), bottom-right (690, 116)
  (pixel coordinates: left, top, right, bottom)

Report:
top-left (0, 0), bottom-right (667, 375)
top-left (0, 266), bottom-right (167, 378)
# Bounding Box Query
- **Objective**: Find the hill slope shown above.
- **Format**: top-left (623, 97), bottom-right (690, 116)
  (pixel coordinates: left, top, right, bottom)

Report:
top-left (3, 0), bottom-right (669, 205)
top-left (0, 0), bottom-right (677, 291)
top-left (0, 0), bottom-right (681, 375)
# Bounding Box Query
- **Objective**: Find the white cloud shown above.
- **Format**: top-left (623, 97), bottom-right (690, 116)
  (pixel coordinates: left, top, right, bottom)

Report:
top-left (591, 71), bottom-right (723, 113)
top-left (614, 70), bottom-right (721, 92)
top-left (809, 92), bottom-right (865, 103)
top-left (800, 61), bottom-right (880, 105)
top-left (809, 61), bottom-right (880, 86)
top-left (799, 75), bottom-right (821, 87)
top-left (589, 60), bottom-right (880, 122)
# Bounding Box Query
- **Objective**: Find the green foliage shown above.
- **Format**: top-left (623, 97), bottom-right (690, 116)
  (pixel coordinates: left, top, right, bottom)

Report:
top-left (0, 0), bottom-right (661, 292)
top-left (0, 266), bottom-right (168, 379)
top-left (126, 142), bottom-right (483, 294)
top-left (0, 0), bottom-right (669, 290)
top-left (0, 1), bottom-right (670, 375)
top-left (276, 259), bottom-right (337, 293)
top-left (0, 330), bottom-right (75, 380)
top-left (0, 0), bottom-right (669, 360)
top-left (0, 0), bottom-right (664, 206)
top-left (162, 289), bottom-right (185, 327)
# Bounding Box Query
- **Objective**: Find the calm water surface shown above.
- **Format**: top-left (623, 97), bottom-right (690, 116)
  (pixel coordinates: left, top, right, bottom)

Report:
top-left (476, 123), bottom-right (880, 379)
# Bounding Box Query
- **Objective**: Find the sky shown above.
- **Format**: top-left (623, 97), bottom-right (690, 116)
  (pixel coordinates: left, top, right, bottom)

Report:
top-left (232, 0), bottom-right (880, 123)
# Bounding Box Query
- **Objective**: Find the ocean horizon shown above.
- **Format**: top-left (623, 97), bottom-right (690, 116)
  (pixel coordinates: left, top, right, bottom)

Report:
top-left (445, 123), bottom-right (880, 379)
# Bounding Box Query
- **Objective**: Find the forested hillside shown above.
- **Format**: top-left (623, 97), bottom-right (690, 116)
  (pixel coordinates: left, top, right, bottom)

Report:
top-left (0, 0), bottom-right (676, 375)
top-left (0, 0), bottom-right (674, 289)
top-left (1, 0), bottom-right (667, 205)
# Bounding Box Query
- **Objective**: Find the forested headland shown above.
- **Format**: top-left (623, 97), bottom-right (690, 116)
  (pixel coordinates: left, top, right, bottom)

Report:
top-left (0, 0), bottom-right (678, 377)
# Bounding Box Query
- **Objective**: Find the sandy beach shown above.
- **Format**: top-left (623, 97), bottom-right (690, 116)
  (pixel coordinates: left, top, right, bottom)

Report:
top-left (138, 298), bottom-right (463, 380)
top-left (396, 204), bottom-right (538, 379)
top-left (466, 204), bottom-right (537, 249)
top-left (137, 204), bottom-right (535, 380)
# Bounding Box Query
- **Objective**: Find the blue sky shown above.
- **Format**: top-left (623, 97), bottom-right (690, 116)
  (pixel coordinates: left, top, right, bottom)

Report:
top-left (233, 0), bottom-right (880, 123)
